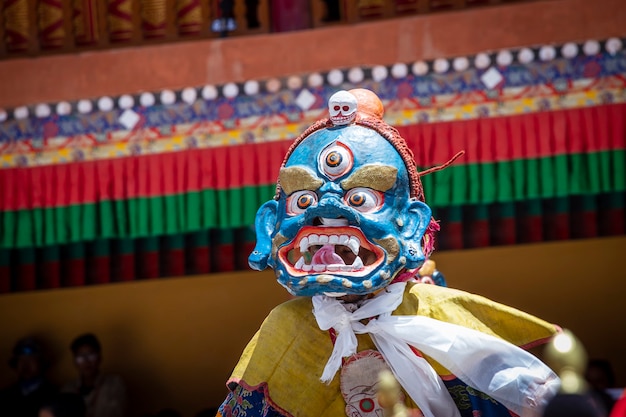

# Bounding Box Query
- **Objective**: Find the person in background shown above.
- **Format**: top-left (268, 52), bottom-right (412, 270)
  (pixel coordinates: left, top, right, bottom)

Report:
top-left (244, 0), bottom-right (260, 28)
top-left (322, 0), bottom-right (341, 22)
top-left (610, 391), bottom-right (626, 417)
top-left (154, 409), bottom-right (182, 417)
top-left (542, 394), bottom-right (607, 417)
top-left (0, 337), bottom-right (58, 417)
top-left (194, 407), bottom-right (219, 417)
top-left (62, 333), bottom-right (126, 417)
top-left (39, 392), bottom-right (86, 417)
top-left (586, 358), bottom-right (618, 414)
top-left (211, 0), bottom-right (236, 35)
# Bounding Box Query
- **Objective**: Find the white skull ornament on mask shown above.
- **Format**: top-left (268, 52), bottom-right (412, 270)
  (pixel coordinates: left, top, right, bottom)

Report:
top-left (328, 90), bottom-right (358, 126)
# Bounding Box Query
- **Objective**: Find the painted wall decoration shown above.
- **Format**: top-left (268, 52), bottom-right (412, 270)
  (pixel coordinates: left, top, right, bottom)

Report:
top-left (0, 38), bottom-right (624, 292)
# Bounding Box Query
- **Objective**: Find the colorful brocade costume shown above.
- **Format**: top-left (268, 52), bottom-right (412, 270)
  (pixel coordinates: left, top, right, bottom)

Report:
top-left (218, 89), bottom-right (560, 417)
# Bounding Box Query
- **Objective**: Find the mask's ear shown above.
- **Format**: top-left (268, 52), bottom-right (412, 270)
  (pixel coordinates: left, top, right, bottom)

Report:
top-left (248, 200), bottom-right (279, 271)
top-left (400, 200), bottom-right (432, 269)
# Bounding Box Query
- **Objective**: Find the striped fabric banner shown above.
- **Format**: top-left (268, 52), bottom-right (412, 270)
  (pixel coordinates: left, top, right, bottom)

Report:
top-left (1, 103), bottom-right (624, 292)
top-left (1, 104), bottom-right (624, 248)
top-left (1, 193), bottom-right (622, 293)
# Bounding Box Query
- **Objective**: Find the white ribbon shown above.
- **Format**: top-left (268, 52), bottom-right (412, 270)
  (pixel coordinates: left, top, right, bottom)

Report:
top-left (312, 282), bottom-right (560, 417)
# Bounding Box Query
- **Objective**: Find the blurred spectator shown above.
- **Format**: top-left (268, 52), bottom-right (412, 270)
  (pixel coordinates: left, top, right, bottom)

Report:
top-left (211, 0), bottom-right (237, 36)
top-left (195, 407), bottom-right (219, 417)
top-left (245, 0), bottom-right (260, 28)
top-left (153, 408), bottom-right (182, 417)
top-left (322, 0), bottom-right (341, 22)
top-left (0, 337), bottom-right (58, 417)
top-left (62, 333), bottom-right (126, 417)
top-left (39, 392), bottom-right (86, 417)
top-left (271, 0), bottom-right (310, 32)
top-left (543, 393), bottom-right (607, 417)
top-left (586, 359), bottom-right (618, 414)
top-left (610, 390), bottom-right (626, 417)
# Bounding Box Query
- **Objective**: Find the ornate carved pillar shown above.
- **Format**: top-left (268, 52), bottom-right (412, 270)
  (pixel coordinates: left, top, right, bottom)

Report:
top-left (141, 0), bottom-right (167, 39)
top-left (38, 0), bottom-right (65, 49)
top-left (3, 0), bottom-right (31, 52)
top-left (73, 0), bottom-right (99, 45)
top-left (108, 0), bottom-right (134, 42)
top-left (176, 0), bottom-right (202, 36)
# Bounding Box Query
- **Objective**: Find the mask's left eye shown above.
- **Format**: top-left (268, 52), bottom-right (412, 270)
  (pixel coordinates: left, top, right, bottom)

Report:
top-left (287, 190), bottom-right (318, 215)
top-left (345, 188), bottom-right (384, 213)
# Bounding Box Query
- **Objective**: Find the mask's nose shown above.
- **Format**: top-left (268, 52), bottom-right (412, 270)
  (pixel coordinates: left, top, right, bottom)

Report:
top-left (305, 187), bottom-right (359, 225)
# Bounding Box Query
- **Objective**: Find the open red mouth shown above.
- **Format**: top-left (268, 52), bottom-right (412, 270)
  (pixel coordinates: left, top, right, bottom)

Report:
top-left (277, 226), bottom-right (385, 277)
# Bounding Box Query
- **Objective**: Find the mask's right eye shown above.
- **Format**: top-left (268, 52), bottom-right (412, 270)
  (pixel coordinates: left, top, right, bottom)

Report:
top-left (287, 191), bottom-right (318, 215)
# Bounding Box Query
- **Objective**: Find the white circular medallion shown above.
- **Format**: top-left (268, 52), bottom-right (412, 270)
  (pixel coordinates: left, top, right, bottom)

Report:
top-left (97, 96), bottom-right (114, 112)
top-left (517, 48), bottom-right (534, 64)
top-left (287, 76), bottom-right (303, 90)
top-left (56, 101), bottom-right (72, 115)
top-left (474, 53), bottom-right (491, 69)
top-left (606, 38), bottom-right (623, 55)
top-left (347, 67), bottom-right (364, 84)
top-left (496, 50), bottom-right (513, 67)
top-left (266, 78), bottom-right (281, 93)
top-left (223, 83), bottom-right (239, 98)
top-left (77, 100), bottom-right (93, 114)
top-left (181, 87), bottom-right (197, 104)
top-left (308, 73), bottom-right (324, 88)
top-left (538, 46), bottom-right (556, 62)
top-left (14, 106), bottom-right (29, 120)
top-left (139, 93), bottom-right (155, 107)
top-left (327, 69), bottom-right (344, 86)
top-left (561, 42), bottom-right (579, 58)
top-left (160, 90), bottom-right (176, 105)
top-left (35, 104), bottom-right (51, 118)
top-left (201, 85), bottom-right (218, 100)
top-left (243, 80), bottom-right (259, 96)
top-left (118, 95), bottom-right (135, 109)
top-left (411, 61), bottom-right (429, 76)
top-left (433, 58), bottom-right (449, 73)
top-left (452, 57), bottom-right (469, 72)
top-left (583, 40), bottom-right (600, 56)
top-left (391, 63), bottom-right (408, 79)
top-left (371, 65), bottom-right (388, 82)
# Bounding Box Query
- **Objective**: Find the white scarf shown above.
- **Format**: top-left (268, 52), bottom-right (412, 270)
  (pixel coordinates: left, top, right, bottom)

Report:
top-left (312, 282), bottom-right (560, 417)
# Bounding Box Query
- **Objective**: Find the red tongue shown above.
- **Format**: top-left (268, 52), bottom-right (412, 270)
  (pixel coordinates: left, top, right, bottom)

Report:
top-left (311, 244), bottom-right (344, 266)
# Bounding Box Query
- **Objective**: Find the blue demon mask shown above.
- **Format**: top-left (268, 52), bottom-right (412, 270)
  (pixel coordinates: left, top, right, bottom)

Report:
top-left (249, 89), bottom-right (433, 297)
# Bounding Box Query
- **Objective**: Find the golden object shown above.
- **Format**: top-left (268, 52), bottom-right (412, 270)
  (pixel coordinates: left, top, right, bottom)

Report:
top-left (378, 370), bottom-right (410, 417)
top-left (341, 165), bottom-right (398, 193)
top-left (373, 237), bottom-right (399, 263)
top-left (418, 259), bottom-right (436, 277)
top-left (543, 329), bottom-right (588, 394)
top-left (278, 167), bottom-right (323, 197)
